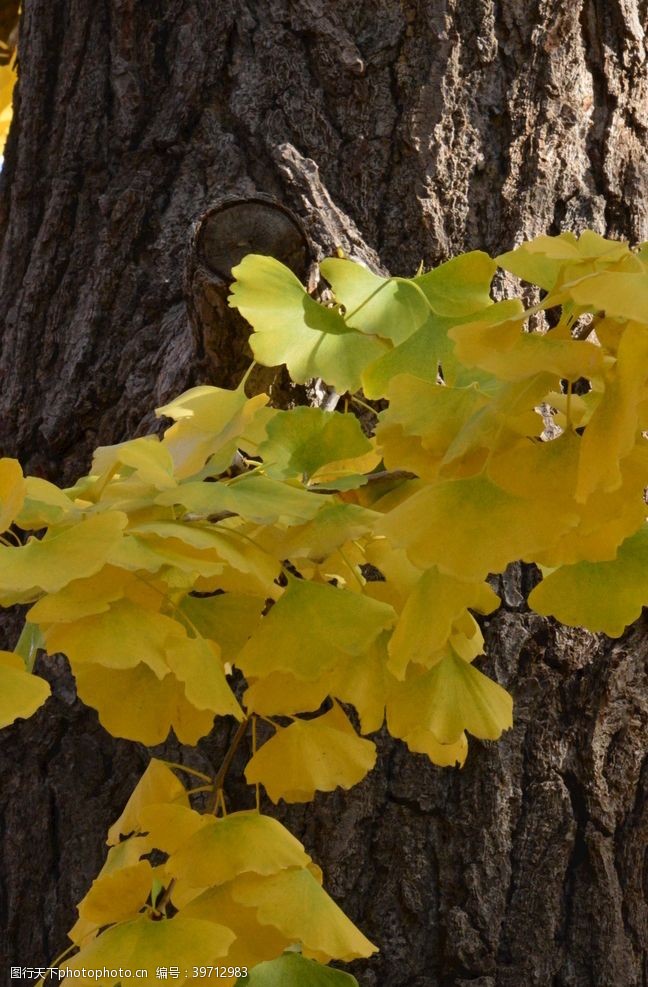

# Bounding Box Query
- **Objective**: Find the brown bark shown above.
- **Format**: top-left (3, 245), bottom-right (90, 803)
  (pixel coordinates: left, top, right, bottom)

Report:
top-left (1, 1), bottom-right (647, 984)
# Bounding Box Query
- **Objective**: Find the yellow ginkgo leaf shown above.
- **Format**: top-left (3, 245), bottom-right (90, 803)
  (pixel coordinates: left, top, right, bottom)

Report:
top-left (180, 883), bottom-right (292, 969)
top-left (387, 652), bottom-right (513, 745)
top-left (157, 386), bottom-right (269, 479)
top-left (245, 703), bottom-right (377, 803)
top-left (529, 523), bottom-right (648, 636)
top-left (257, 501), bottom-right (377, 562)
top-left (449, 311), bottom-right (604, 382)
top-left (108, 759), bottom-right (189, 845)
top-left (77, 860), bottom-right (153, 927)
top-left (388, 568), bottom-right (499, 678)
top-left (0, 650), bottom-right (50, 728)
top-left (575, 323), bottom-right (648, 501)
top-left (168, 810), bottom-right (311, 887)
top-left (402, 726), bottom-right (468, 768)
top-left (231, 866), bottom-right (377, 963)
top-left (329, 633), bottom-right (390, 734)
top-left (0, 457), bottom-right (25, 533)
top-left (59, 916), bottom-right (234, 987)
top-left (74, 662), bottom-right (222, 746)
top-left (243, 670), bottom-right (333, 717)
top-left (44, 600), bottom-right (187, 678)
top-left (28, 566), bottom-right (140, 623)
top-left (568, 269), bottom-right (648, 322)
top-left (0, 511), bottom-right (128, 604)
top-left (164, 636), bottom-right (242, 720)
top-left (377, 474), bottom-right (577, 581)
top-left (157, 473), bottom-right (323, 525)
top-left (16, 475), bottom-right (78, 529)
top-left (236, 576), bottom-right (394, 681)
top-left (178, 593), bottom-right (265, 666)
top-left (137, 803), bottom-right (211, 855)
top-left (91, 436), bottom-right (176, 491)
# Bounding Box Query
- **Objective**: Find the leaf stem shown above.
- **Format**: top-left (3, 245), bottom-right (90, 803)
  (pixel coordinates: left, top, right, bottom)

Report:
top-left (207, 716), bottom-right (251, 814)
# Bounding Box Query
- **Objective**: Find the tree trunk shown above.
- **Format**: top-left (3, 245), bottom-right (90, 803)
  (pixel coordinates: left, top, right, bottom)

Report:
top-left (1, 2), bottom-right (647, 984)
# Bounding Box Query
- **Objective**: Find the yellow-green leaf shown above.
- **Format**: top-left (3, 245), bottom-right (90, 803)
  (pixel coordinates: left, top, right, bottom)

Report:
top-left (229, 254), bottom-right (386, 393)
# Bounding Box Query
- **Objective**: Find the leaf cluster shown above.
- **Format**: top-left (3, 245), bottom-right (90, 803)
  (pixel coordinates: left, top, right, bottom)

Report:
top-left (1, 229), bottom-right (646, 983)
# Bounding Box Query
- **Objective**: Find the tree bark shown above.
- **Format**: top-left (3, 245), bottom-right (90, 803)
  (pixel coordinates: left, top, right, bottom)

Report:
top-left (1, 2), bottom-right (647, 984)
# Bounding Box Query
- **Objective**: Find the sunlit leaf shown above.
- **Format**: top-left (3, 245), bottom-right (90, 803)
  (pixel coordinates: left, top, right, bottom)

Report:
top-left (529, 524), bottom-right (648, 636)
top-left (0, 511), bottom-right (128, 604)
top-left (245, 704), bottom-right (377, 803)
top-left (229, 255), bottom-right (387, 392)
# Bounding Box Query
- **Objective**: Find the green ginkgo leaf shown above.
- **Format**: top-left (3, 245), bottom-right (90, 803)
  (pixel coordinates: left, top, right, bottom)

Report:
top-left (529, 524), bottom-right (648, 636)
top-left (229, 254), bottom-right (387, 392)
top-left (236, 953), bottom-right (359, 986)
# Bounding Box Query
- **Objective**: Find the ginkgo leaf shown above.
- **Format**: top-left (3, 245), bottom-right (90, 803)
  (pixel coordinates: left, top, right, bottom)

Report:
top-left (59, 916), bottom-right (234, 987)
top-left (567, 270), bottom-right (648, 322)
top-left (402, 727), bottom-right (468, 768)
top-left (181, 884), bottom-right (292, 969)
top-left (320, 258), bottom-right (431, 344)
top-left (414, 250), bottom-right (497, 316)
top-left (575, 323), bottom-right (648, 501)
top-left (44, 600), bottom-right (188, 678)
top-left (236, 953), bottom-right (360, 985)
top-left (77, 860), bottom-right (153, 927)
top-left (362, 297), bottom-right (521, 399)
top-left (387, 652), bottom-right (513, 745)
top-left (168, 811), bottom-right (311, 887)
top-left (231, 866), bottom-right (377, 963)
top-left (108, 759), bottom-right (189, 845)
top-left (229, 254), bottom-right (387, 393)
top-left (157, 473), bottom-right (323, 525)
top-left (258, 407), bottom-right (374, 481)
top-left (244, 703), bottom-right (377, 803)
top-left (329, 633), bottom-right (390, 734)
top-left (243, 671), bottom-right (333, 717)
top-left (130, 521), bottom-right (281, 590)
top-left (91, 436), bottom-right (177, 491)
top-left (75, 661), bottom-right (219, 746)
top-left (137, 803), bottom-right (212, 855)
top-left (529, 524), bottom-right (648, 636)
top-left (164, 636), bottom-right (243, 720)
top-left (16, 476), bottom-right (78, 529)
top-left (179, 593), bottom-right (265, 665)
top-left (258, 501), bottom-right (377, 562)
top-left (0, 457), bottom-right (25, 532)
top-left (157, 385), bottom-right (269, 479)
top-left (0, 650), bottom-right (51, 728)
top-left (0, 511), bottom-right (128, 604)
top-left (236, 576), bottom-right (394, 680)
top-left (448, 308), bottom-right (604, 382)
top-left (497, 231), bottom-right (636, 291)
top-left (388, 568), bottom-right (499, 678)
top-left (377, 474), bottom-right (577, 581)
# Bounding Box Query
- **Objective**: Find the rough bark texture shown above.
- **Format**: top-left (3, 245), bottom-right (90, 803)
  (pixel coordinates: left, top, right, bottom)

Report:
top-left (1, 1), bottom-right (647, 984)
